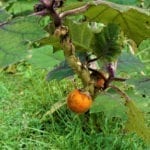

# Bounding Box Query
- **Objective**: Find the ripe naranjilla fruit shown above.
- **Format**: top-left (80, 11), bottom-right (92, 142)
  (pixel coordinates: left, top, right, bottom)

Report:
top-left (95, 78), bottom-right (105, 89)
top-left (67, 89), bottom-right (92, 114)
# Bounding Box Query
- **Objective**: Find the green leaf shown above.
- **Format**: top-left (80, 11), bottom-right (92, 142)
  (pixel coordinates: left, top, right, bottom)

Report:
top-left (28, 45), bottom-right (64, 69)
top-left (137, 38), bottom-right (150, 63)
top-left (82, 1), bottom-right (150, 45)
top-left (46, 52), bottom-right (86, 81)
top-left (90, 93), bottom-right (127, 119)
top-left (107, 0), bottom-right (138, 5)
top-left (7, 0), bottom-right (37, 16)
top-left (46, 61), bottom-right (74, 81)
top-left (0, 9), bottom-right (11, 23)
top-left (92, 23), bottom-right (123, 61)
top-left (127, 76), bottom-right (150, 97)
top-left (126, 88), bottom-right (150, 113)
top-left (117, 51), bottom-right (144, 73)
top-left (0, 16), bottom-right (47, 67)
top-left (67, 20), bottom-right (93, 52)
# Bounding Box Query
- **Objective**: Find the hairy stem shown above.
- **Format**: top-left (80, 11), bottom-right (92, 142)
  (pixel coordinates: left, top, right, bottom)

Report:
top-left (109, 85), bottom-right (131, 103)
top-left (54, 26), bottom-right (95, 96)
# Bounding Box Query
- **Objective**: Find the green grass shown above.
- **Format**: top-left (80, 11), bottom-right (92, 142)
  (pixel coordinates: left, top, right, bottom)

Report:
top-left (0, 63), bottom-right (148, 150)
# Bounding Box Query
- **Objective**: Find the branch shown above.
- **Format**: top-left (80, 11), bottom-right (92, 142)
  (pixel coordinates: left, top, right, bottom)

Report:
top-left (59, 3), bottom-right (91, 18)
top-left (109, 85), bottom-right (131, 103)
top-left (59, 0), bottom-right (108, 19)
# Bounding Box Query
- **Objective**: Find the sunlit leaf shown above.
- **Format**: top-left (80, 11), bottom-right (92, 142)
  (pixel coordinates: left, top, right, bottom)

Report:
top-left (0, 16), bottom-right (47, 67)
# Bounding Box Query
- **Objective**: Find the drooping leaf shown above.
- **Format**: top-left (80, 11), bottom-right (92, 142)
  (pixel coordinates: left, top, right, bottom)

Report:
top-left (125, 100), bottom-right (150, 143)
top-left (46, 52), bottom-right (87, 81)
top-left (90, 93), bottom-right (127, 119)
top-left (117, 51), bottom-right (144, 73)
top-left (92, 23), bottom-right (123, 61)
top-left (127, 76), bottom-right (150, 97)
top-left (28, 45), bottom-right (64, 69)
top-left (0, 15), bottom-right (47, 67)
top-left (46, 60), bottom-right (74, 81)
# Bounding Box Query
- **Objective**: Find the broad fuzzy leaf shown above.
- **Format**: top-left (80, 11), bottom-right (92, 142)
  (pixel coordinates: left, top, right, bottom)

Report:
top-left (90, 93), bottom-right (127, 119)
top-left (63, 1), bottom-right (150, 45)
top-left (125, 100), bottom-right (150, 143)
top-left (117, 51), bottom-right (144, 73)
top-left (83, 1), bottom-right (150, 45)
top-left (0, 16), bottom-right (47, 67)
top-left (28, 45), bottom-right (64, 69)
top-left (127, 76), bottom-right (150, 97)
top-left (92, 23), bottom-right (123, 61)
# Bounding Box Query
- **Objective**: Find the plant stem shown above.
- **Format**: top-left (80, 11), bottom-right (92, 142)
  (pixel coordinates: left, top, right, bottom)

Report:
top-left (109, 85), bottom-right (131, 103)
top-left (54, 26), bottom-right (95, 96)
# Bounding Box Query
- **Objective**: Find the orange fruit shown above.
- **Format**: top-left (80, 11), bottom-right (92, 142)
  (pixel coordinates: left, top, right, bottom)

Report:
top-left (95, 78), bottom-right (105, 88)
top-left (67, 89), bottom-right (92, 113)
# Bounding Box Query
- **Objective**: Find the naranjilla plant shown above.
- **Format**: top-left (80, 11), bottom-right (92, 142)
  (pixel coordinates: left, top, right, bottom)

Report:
top-left (0, 0), bottom-right (150, 145)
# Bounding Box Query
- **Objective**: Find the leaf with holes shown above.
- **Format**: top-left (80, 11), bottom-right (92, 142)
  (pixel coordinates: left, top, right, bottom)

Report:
top-left (127, 76), bottom-right (150, 97)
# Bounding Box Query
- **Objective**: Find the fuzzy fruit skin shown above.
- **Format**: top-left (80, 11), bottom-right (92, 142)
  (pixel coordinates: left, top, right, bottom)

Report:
top-left (67, 89), bottom-right (92, 114)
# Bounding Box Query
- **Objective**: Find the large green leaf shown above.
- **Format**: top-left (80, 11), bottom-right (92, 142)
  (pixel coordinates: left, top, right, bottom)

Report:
top-left (83, 1), bottom-right (150, 45)
top-left (90, 93), bottom-right (127, 119)
top-left (0, 16), bottom-right (47, 67)
top-left (63, 1), bottom-right (150, 45)
top-left (28, 45), bottom-right (64, 69)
